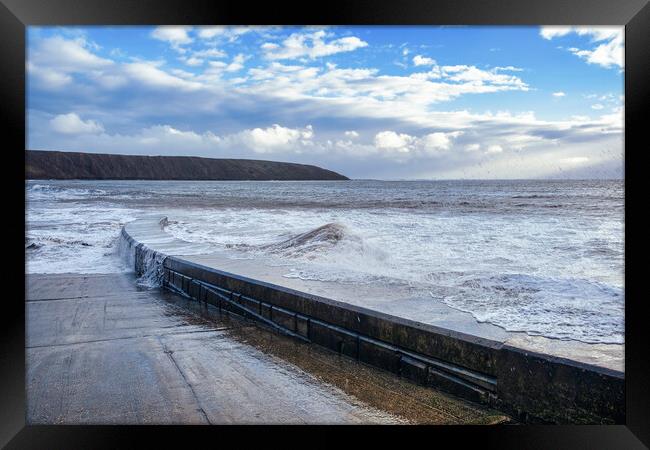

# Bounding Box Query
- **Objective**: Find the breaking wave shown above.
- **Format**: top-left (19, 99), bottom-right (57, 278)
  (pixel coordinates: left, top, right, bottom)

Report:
top-left (511, 194), bottom-right (555, 199)
top-left (226, 222), bottom-right (362, 258)
top-left (27, 183), bottom-right (109, 201)
top-left (26, 236), bottom-right (94, 249)
top-left (260, 223), bottom-right (350, 257)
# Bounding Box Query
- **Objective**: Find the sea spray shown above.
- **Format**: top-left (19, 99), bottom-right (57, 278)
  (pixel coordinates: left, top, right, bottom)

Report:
top-left (118, 226), bottom-right (167, 287)
top-left (117, 228), bottom-right (137, 271)
top-left (134, 245), bottom-right (167, 288)
top-left (259, 222), bottom-right (349, 257)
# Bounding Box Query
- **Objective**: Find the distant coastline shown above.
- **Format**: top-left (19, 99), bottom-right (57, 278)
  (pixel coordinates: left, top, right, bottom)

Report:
top-left (25, 150), bottom-right (349, 181)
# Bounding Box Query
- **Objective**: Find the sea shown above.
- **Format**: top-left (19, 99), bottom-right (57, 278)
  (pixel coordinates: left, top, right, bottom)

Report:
top-left (25, 179), bottom-right (624, 345)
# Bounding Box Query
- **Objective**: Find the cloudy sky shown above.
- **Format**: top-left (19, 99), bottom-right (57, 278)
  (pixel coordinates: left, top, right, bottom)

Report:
top-left (27, 26), bottom-right (624, 179)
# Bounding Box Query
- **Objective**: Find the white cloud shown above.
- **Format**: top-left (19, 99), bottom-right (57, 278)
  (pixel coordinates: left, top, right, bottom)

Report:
top-left (465, 143), bottom-right (480, 152)
top-left (493, 66), bottom-right (524, 72)
top-left (552, 91), bottom-right (566, 97)
top-left (570, 37), bottom-right (623, 69)
top-left (234, 124), bottom-right (314, 153)
top-left (560, 156), bottom-right (589, 165)
top-left (422, 131), bottom-right (462, 151)
top-left (374, 131), bottom-right (415, 152)
top-left (486, 144), bottom-right (503, 154)
top-left (226, 54), bottom-right (247, 72)
top-left (50, 113), bottom-right (104, 135)
top-left (503, 134), bottom-right (544, 150)
top-left (374, 130), bottom-right (463, 155)
top-left (197, 26), bottom-right (227, 39)
top-left (28, 36), bottom-right (113, 89)
top-left (34, 36), bottom-right (113, 71)
top-left (413, 55), bottom-right (436, 66)
top-left (123, 62), bottom-right (202, 91)
top-left (540, 26), bottom-right (620, 42)
top-left (592, 103), bottom-right (605, 110)
top-left (242, 60), bottom-right (529, 116)
top-left (27, 62), bottom-right (73, 89)
top-left (262, 30), bottom-right (368, 60)
top-left (540, 26), bottom-right (574, 40)
top-left (539, 26), bottom-right (623, 69)
top-left (301, 124), bottom-right (314, 139)
top-left (29, 35), bottom-right (221, 93)
top-left (197, 26), bottom-right (253, 41)
top-left (134, 125), bottom-right (219, 146)
top-left (344, 130), bottom-right (359, 138)
top-left (440, 65), bottom-right (528, 89)
top-left (191, 48), bottom-right (227, 59)
top-left (36, 36), bottom-right (238, 97)
top-left (151, 26), bottom-right (194, 47)
top-left (183, 57), bottom-right (204, 66)
top-left (261, 43), bottom-right (279, 51)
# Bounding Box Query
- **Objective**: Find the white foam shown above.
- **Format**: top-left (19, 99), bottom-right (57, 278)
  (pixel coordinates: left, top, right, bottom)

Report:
top-left (26, 204), bottom-right (140, 274)
top-left (164, 206), bottom-right (624, 343)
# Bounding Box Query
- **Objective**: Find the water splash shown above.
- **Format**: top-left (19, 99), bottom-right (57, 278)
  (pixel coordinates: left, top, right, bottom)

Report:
top-left (134, 245), bottom-right (167, 288)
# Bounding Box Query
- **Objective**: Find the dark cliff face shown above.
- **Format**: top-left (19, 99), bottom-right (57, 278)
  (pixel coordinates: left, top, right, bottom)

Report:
top-left (25, 150), bottom-right (349, 181)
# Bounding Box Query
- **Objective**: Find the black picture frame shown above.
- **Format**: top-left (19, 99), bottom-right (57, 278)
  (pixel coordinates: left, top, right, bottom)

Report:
top-left (2, 0), bottom-right (648, 447)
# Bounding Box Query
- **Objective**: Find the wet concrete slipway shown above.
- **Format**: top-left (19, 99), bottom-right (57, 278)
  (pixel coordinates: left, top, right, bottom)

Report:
top-left (26, 272), bottom-right (511, 424)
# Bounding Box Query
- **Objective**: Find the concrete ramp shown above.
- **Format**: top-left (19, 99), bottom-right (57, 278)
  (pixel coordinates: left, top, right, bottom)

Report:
top-left (26, 273), bottom-right (507, 424)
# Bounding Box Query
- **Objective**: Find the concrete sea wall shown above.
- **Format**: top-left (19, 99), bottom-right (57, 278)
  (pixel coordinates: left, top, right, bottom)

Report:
top-left (121, 219), bottom-right (625, 424)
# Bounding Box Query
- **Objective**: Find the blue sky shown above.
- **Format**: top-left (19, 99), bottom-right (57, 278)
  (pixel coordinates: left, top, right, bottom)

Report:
top-left (27, 26), bottom-right (624, 179)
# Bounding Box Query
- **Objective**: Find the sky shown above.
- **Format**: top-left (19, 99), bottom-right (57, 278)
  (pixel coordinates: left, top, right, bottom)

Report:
top-left (27, 26), bottom-right (624, 179)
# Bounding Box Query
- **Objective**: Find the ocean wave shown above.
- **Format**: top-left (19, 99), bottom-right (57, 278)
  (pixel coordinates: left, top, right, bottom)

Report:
top-left (224, 222), bottom-right (362, 260)
top-left (28, 184), bottom-right (56, 191)
top-left (260, 223), bottom-right (349, 256)
top-left (432, 272), bottom-right (624, 344)
top-left (513, 202), bottom-right (565, 208)
top-left (26, 236), bottom-right (93, 248)
top-left (511, 194), bottom-right (556, 199)
top-left (27, 185), bottom-right (109, 201)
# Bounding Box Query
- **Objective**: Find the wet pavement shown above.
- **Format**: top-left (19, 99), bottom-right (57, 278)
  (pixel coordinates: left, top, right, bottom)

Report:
top-left (26, 273), bottom-right (510, 425)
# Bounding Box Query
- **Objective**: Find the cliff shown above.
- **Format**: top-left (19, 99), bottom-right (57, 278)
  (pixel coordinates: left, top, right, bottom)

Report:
top-left (25, 150), bottom-right (348, 181)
